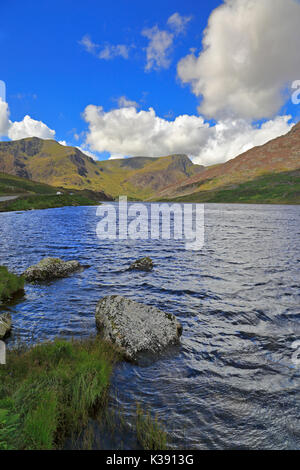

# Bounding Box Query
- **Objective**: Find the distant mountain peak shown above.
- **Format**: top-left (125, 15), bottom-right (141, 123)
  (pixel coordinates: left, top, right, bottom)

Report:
top-left (0, 137), bottom-right (202, 198)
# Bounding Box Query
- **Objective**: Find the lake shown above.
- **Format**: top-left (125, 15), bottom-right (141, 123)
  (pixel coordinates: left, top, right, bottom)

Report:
top-left (0, 203), bottom-right (299, 449)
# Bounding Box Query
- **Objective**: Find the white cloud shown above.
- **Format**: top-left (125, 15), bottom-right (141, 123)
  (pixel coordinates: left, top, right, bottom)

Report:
top-left (83, 104), bottom-right (293, 165)
top-left (98, 44), bottom-right (130, 60)
top-left (167, 12), bottom-right (192, 34)
top-left (79, 35), bottom-right (131, 60)
top-left (177, 0), bottom-right (300, 120)
top-left (117, 96), bottom-right (139, 108)
top-left (8, 115), bottom-right (55, 140)
top-left (0, 98), bottom-right (55, 140)
top-left (142, 12), bottom-right (192, 71)
top-left (79, 35), bottom-right (98, 54)
top-left (83, 105), bottom-right (210, 157)
top-left (109, 154), bottom-right (125, 160)
top-left (193, 115), bottom-right (293, 166)
top-left (0, 98), bottom-right (10, 137)
top-left (142, 26), bottom-right (174, 71)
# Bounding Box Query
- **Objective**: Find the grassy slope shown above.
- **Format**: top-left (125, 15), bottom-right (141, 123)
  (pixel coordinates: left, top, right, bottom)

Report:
top-left (163, 170), bottom-right (300, 204)
top-left (0, 172), bottom-right (111, 212)
top-left (0, 172), bottom-right (57, 196)
top-left (0, 194), bottom-right (98, 212)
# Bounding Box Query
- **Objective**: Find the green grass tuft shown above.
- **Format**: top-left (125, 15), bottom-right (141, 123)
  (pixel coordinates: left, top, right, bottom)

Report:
top-left (0, 338), bottom-right (119, 450)
top-left (0, 266), bottom-right (24, 301)
top-left (136, 403), bottom-right (168, 450)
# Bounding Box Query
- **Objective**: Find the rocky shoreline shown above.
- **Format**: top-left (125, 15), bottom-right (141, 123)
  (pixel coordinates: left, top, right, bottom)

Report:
top-left (1, 256), bottom-right (182, 361)
top-left (0, 255), bottom-right (182, 450)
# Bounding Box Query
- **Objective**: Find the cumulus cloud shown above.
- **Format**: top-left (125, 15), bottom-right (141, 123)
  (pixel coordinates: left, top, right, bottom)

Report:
top-left (194, 115), bottom-right (293, 166)
top-left (79, 35), bottom-right (131, 60)
top-left (0, 99), bottom-right (10, 137)
top-left (83, 104), bottom-right (293, 165)
top-left (167, 12), bottom-right (192, 34)
top-left (8, 115), bottom-right (55, 140)
top-left (177, 0), bottom-right (300, 120)
top-left (142, 26), bottom-right (174, 71)
top-left (0, 98), bottom-right (55, 140)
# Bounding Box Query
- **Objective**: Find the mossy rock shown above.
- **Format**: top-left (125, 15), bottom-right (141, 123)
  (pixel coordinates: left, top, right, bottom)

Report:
top-left (95, 295), bottom-right (182, 361)
top-left (23, 257), bottom-right (82, 282)
top-left (129, 257), bottom-right (154, 272)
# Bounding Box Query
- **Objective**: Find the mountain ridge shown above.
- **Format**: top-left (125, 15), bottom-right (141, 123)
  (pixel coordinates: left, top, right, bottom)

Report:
top-left (0, 138), bottom-right (204, 199)
top-left (0, 121), bottom-right (299, 204)
top-left (156, 121), bottom-right (300, 201)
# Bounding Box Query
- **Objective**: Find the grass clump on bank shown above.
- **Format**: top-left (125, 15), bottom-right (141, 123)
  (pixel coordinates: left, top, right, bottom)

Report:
top-left (0, 193), bottom-right (97, 212)
top-left (0, 338), bottom-right (119, 450)
top-left (136, 403), bottom-right (168, 450)
top-left (0, 266), bottom-right (24, 301)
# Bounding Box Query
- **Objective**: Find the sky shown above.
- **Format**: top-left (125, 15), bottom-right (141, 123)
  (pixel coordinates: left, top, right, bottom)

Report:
top-left (1, 0), bottom-right (300, 165)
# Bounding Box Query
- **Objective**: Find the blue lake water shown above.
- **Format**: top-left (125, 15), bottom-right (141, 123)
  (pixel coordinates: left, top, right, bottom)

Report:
top-left (0, 203), bottom-right (300, 449)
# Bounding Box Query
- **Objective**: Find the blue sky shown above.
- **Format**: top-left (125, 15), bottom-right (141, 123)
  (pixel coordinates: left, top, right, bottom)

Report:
top-left (1, 0), bottom-right (300, 164)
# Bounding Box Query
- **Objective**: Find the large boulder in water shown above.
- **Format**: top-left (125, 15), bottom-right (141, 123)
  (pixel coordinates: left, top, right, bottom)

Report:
top-left (0, 313), bottom-right (12, 339)
top-left (95, 295), bottom-right (182, 361)
top-left (129, 257), bottom-right (154, 272)
top-left (23, 257), bottom-right (82, 282)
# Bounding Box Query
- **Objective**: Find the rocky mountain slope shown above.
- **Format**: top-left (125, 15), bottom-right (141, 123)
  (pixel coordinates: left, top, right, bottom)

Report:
top-left (0, 138), bottom-right (203, 199)
top-left (0, 121), bottom-right (299, 204)
top-left (157, 121), bottom-right (300, 203)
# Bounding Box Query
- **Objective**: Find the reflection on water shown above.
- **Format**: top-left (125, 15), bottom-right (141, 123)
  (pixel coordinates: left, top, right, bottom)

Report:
top-left (0, 203), bottom-right (299, 449)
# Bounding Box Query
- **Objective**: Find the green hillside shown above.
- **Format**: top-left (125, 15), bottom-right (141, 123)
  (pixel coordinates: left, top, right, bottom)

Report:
top-left (0, 172), bottom-right (111, 212)
top-left (0, 172), bottom-right (57, 196)
top-left (162, 170), bottom-right (300, 204)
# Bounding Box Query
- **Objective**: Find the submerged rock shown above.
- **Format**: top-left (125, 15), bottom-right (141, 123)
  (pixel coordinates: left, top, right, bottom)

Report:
top-left (129, 257), bottom-right (154, 272)
top-left (0, 313), bottom-right (12, 339)
top-left (95, 295), bottom-right (182, 361)
top-left (23, 257), bottom-right (82, 282)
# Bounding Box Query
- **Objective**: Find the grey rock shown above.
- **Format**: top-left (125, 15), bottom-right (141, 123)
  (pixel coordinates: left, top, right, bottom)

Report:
top-left (0, 313), bottom-right (12, 339)
top-left (95, 295), bottom-right (182, 361)
top-left (23, 257), bottom-right (82, 282)
top-left (129, 257), bottom-right (154, 272)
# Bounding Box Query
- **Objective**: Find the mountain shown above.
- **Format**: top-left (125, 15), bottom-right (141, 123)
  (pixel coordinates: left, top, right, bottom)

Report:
top-left (0, 138), bottom-right (204, 199)
top-left (157, 121), bottom-right (300, 204)
top-left (0, 122), bottom-right (299, 204)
